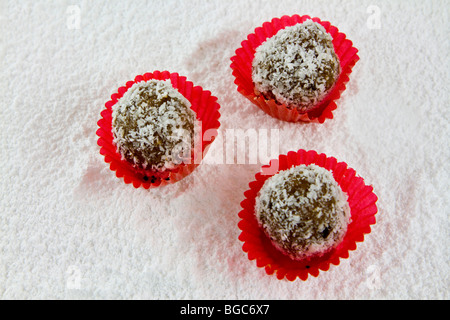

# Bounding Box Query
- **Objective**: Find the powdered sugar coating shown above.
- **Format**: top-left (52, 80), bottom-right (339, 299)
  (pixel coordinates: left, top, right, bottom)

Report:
top-left (255, 164), bottom-right (350, 260)
top-left (252, 20), bottom-right (341, 112)
top-left (111, 80), bottom-right (197, 172)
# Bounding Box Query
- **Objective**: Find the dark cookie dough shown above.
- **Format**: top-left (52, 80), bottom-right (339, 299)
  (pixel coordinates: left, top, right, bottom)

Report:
top-left (252, 20), bottom-right (340, 112)
top-left (112, 80), bottom-right (196, 171)
top-left (255, 164), bottom-right (350, 260)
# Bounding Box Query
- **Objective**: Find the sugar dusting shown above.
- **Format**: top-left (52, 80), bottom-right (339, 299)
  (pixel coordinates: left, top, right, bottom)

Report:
top-left (1, 1), bottom-right (448, 300)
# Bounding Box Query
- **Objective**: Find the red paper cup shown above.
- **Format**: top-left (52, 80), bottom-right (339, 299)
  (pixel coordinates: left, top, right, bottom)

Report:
top-left (96, 71), bottom-right (221, 189)
top-left (230, 15), bottom-right (359, 123)
top-left (238, 149), bottom-right (378, 281)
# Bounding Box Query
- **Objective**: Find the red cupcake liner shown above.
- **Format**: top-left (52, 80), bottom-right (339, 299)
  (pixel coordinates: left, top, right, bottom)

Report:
top-left (230, 15), bottom-right (359, 123)
top-left (238, 149), bottom-right (378, 281)
top-left (96, 71), bottom-right (221, 189)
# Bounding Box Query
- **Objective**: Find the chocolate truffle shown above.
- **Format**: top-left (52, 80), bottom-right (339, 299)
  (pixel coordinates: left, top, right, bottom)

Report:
top-left (112, 80), bottom-right (197, 172)
top-left (252, 20), bottom-right (341, 112)
top-left (255, 164), bottom-right (350, 260)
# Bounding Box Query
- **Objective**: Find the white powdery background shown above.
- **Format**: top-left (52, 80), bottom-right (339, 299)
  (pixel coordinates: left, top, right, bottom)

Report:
top-left (0, 0), bottom-right (448, 299)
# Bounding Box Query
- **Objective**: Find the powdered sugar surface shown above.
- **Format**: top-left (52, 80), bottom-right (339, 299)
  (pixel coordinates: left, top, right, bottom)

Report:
top-left (1, 0), bottom-right (448, 300)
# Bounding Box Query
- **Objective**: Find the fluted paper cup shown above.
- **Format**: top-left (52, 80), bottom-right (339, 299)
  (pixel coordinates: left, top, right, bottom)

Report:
top-left (230, 15), bottom-right (359, 123)
top-left (96, 71), bottom-right (221, 189)
top-left (238, 149), bottom-right (378, 281)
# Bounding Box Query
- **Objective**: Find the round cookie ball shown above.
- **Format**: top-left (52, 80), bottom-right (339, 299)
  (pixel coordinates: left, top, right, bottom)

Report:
top-left (112, 79), bottom-right (197, 172)
top-left (255, 164), bottom-right (350, 260)
top-left (252, 19), bottom-right (341, 112)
